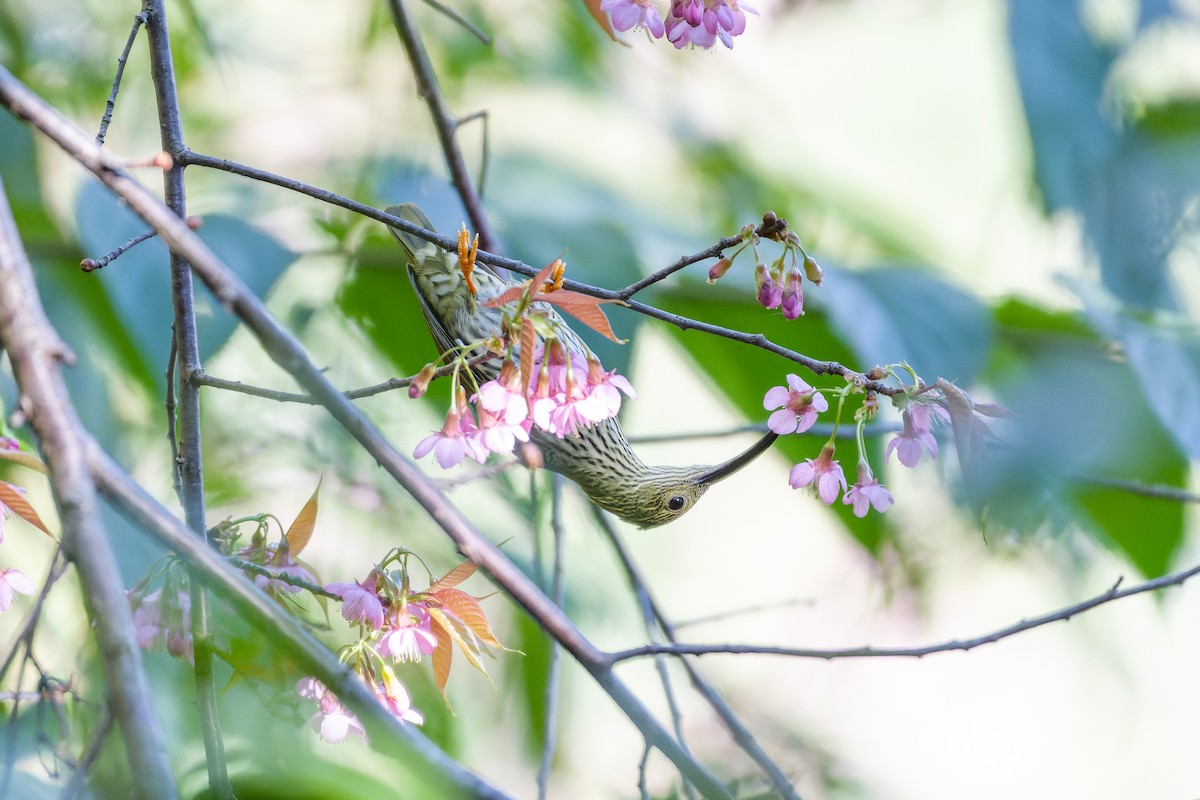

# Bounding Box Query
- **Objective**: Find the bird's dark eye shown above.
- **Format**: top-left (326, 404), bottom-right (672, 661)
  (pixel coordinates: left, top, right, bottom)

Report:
top-left (667, 495), bottom-right (686, 511)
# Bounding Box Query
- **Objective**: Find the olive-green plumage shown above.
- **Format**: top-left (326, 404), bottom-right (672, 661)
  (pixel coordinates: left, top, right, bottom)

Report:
top-left (387, 204), bottom-right (776, 528)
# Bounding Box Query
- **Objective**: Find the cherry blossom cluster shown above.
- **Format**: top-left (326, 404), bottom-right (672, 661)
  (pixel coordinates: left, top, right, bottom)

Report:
top-left (130, 582), bottom-right (194, 663)
top-left (707, 211), bottom-right (824, 320)
top-left (763, 371), bottom-right (953, 517)
top-left (413, 341), bottom-right (634, 469)
top-left (601, 0), bottom-right (757, 50)
top-left (297, 551), bottom-right (506, 743)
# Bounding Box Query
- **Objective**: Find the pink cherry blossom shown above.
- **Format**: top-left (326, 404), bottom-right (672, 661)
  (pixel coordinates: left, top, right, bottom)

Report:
top-left (473, 405), bottom-right (530, 456)
top-left (476, 361), bottom-right (529, 424)
top-left (0, 568), bottom-right (34, 612)
top-left (601, 0), bottom-right (665, 38)
top-left (249, 544), bottom-right (316, 596)
top-left (763, 374), bottom-right (828, 435)
top-left (885, 403), bottom-right (947, 468)
top-left (843, 462), bottom-right (894, 517)
top-left (374, 674), bottom-right (424, 726)
top-left (379, 603), bottom-right (438, 663)
top-left (666, 0), bottom-right (755, 49)
top-left (296, 678), bottom-right (366, 744)
top-left (131, 588), bottom-right (163, 648)
top-left (414, 403), bottom-right (488, 468)
top-left (788, 444), bottom-right (847, 504)
top-left (130, 587), bottom-right (193, 662)
top-left (327, 578), bottom-right (385, 630)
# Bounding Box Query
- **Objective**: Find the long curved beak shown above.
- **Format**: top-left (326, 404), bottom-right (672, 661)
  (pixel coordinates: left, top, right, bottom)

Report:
top-left (693, 431), bottom-right (779, 486)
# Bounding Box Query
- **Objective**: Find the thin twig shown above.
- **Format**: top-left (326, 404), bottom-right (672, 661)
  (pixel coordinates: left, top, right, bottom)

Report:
top-left (616, 237), bottom-right (743, 300)
top-left (675, 597), bottom-right (814, 630)
top-left (609, 565), bottom-right (1200, 663)
top-left (175, 149), bottom-right (895, 394)
top-left (1080, 475), bottom-right (1200, 504)
top-left (421, 0), bottom-right (491, 44)
top-left (628, 421), bottom-right (895, 446)
top-left (536, 475), bottom-right (566, 800)
top-left (593, 506), bottom-right (802, 800)
top-left (79, 228), bottom-right (156, 271)
top-left (389, 0), bottom-right (499, 253)
top-left (191, 355), bottom-right (492, 404)
top-left (95, 12), bottom-right (146, 145)
top-left (139, 1), bottom-right (231, 793)
top-left (629, 540), bottom-right (698, 800)
top-left (165, 323), bottom-right (182, 498)
top-left (227, 556), bottom-right (339, 599)
top-left (61, 702), bottom-right (115, 800)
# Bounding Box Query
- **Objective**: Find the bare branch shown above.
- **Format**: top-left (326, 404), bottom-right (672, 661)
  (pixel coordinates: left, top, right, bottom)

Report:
top-left (0, 178), bottom-right (179, 800)
top-left (608, 563), bottom-right (1200, 663)
top-left (95, 12), bottom-right (146, 145)
top-left (139, 0), bottom-right (230, 791)
top-left (388, 0), bottom-right (499, 252)
top-left (594, 506), bottom-right (802, 800)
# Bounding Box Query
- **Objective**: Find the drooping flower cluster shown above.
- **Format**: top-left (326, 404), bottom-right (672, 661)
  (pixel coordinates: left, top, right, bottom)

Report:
top-left (760, 369), bottom-right (961, 517)
top-left (408, 244), bottom-right (637, 470)
top-left (297, 552), bottom-right (509, 744)
top-left (601, 0), bottom-right (757, 50)
top-left (707, 211), bottom-right (824, 320)
top-left (413, 343), bottom-right (635, 469)
top-left (130, 585), bottom-right (194, 663)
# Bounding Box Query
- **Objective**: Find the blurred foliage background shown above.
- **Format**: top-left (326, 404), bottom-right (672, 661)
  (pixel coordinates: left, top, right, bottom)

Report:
top-left (2, 0), bottom-right (1200, 798)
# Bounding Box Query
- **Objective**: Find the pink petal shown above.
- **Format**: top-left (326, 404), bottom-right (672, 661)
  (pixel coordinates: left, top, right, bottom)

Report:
top-left (763, 385), bottom-right (790, 410)
top-left (768, 408), bottom-right (798, 435)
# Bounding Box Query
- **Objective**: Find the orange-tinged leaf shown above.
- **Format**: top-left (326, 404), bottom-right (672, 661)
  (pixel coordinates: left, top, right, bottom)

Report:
top-left (582, 0), bottom-right (622, 43)
top-left (428, 606), bottom-right (491, 682)
top-left (0, 481), bottom-right (52, 538)
top-left (430, 560), bottom-right (478, 592)
top-left (520, 317), bottom-right (537, 393)
top-left (480, 284), bottom-right (526, 309)
top-left (430, 614), bottom-right (455, 707)
top-left (283, 479), bottom-right (322, 557)
top-left (539, 291), bottom-right (627, 343)
top-left (431, 587), bottom-right (504, 649)
top-left (0, 449), bottom-right (48, 475)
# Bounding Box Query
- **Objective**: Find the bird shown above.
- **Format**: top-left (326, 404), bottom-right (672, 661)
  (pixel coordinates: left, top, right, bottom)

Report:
top-left (386, 203), bottom-right (778, 528)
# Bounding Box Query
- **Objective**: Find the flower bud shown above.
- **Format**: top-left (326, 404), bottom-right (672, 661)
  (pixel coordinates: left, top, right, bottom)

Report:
top-left (408, 363), bottom-right (437, 399)
top-left (706, 256), bottom-right (732, 285)
top-left (865, 366), bottom-right (886, 381)
top-left (802, 255), bottom-right (824, 286)
top-left (780, 267), bottom-right (804, 319)
top-left (754, 262), bottom-right (781, 310)
top-left (517, 441), bottom-right (544, 470)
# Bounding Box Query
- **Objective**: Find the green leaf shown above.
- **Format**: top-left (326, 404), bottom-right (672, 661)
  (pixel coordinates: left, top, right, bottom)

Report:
top-left (74, 180), bottom-right (297, 389)
top-left (982, 313), bottom-right (1188, 575)
top-left (821, 265), bottom-right (991, 385)
top-left (1077, 287), bottom-right (1200, 461)
top-left (1007, 0), bottom-right (1116, 214)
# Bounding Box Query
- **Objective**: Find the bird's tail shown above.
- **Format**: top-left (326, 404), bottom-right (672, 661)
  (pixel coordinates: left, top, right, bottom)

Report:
top-left (384, 203), bottom-right (440, 271)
